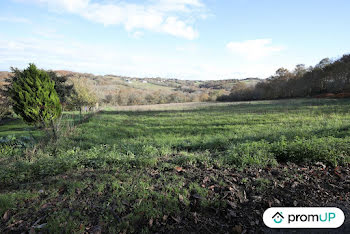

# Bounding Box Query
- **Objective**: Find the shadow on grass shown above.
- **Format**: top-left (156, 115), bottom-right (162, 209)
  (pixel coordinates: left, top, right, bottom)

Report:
top-left (0, 112), bottom-right (97, 138)
top-left (0, 118), bottom-right (40, 137)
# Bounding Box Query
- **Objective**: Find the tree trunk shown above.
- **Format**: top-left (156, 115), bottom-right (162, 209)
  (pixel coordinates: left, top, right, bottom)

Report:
top-left (79, 106), bottom-right (82, 123)
top-left (51, 119), bottom-right (58, 141)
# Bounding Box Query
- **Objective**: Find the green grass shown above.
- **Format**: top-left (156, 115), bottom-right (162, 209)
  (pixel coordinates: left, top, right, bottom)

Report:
top-left (1, 98), bottom-right (350, 232)
top-left (0, 119), bottom-right (41, 137)
top-left (56, 98), bottom-right (350, 166)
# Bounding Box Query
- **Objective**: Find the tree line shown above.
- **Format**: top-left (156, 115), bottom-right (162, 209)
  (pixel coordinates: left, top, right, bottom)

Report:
top-left (0, 64), bottom-right (100, 137)
top-left (102, 88), bottom-right (223, 106)
top-left (217, 54), bottom-right (350, 101)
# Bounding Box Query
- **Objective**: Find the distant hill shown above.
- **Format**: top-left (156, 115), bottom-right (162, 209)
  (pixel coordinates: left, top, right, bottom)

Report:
top-left (0, 70), bottom-right (262, 90)
top-left (198, 78), bottom-right (261, 90)
top-left (0, 70), bottom-right (262, 105)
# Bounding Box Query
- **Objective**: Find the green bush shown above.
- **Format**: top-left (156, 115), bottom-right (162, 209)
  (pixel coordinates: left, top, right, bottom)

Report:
top-left (9, 64), bottom-right (62, 127)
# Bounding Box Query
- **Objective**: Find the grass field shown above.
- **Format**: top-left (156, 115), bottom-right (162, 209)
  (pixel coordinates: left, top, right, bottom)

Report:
top-left (1, 99), bottom-right (350, 233)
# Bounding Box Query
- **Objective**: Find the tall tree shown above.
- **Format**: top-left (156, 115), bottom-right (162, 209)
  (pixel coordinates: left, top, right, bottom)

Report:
top-left (275, 68), bottom-right (291, 78)
top-left (9, 64), bottom-right (62, 130)
top-left (294, 64), bottom-right (307, 77)
top-left (316, 58), bottom-right (332, 69)
top-left (69, 78), bottom-right (98, 115)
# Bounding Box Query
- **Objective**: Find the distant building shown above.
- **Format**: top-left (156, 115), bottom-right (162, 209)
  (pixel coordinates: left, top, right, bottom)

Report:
top-left (142, 80), bottom-right (148, 83)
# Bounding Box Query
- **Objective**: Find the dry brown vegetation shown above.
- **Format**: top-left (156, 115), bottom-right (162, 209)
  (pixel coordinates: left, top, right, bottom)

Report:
top-left (219, 54), bottom-right (350, 102)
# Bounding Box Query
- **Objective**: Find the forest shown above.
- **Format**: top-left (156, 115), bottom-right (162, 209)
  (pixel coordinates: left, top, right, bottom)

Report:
top-left (218, 54), bottom-right (350, 101)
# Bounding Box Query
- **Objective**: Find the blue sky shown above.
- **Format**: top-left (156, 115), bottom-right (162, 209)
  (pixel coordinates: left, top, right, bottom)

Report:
top-left (0, 0), bottom-right (349, 80)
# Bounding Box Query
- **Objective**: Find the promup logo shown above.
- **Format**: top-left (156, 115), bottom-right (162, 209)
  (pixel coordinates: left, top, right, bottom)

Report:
top-left (272, 212), bottom-right (284, 223)
top-left (263, 207), bottom-right (345, 228)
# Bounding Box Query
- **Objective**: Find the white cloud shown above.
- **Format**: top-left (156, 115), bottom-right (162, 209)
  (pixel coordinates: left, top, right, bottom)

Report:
top-left (153, 0), bottom-right (204, 12)
top-left (131, 31), bottom-right (144, 39)
top-left (227, 39), bottom-right (285, 60)
top-left (162, 17), bottom-right (198, 40)
top-left (21, 0), bottom-right (205, 39)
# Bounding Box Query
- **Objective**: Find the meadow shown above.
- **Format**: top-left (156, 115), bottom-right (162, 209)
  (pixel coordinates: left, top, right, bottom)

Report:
top-left (1, 98), bottom-right (350, 233)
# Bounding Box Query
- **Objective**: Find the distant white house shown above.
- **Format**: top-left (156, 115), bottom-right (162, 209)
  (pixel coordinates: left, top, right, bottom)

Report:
top-left (142, 80), bottom-right (148, 83)
top-left (126, 79), bottom-right (132, 84)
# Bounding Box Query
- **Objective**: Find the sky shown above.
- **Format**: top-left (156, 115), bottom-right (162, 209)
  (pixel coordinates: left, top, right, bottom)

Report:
top-left (0, 0), bottom-right (349, 80)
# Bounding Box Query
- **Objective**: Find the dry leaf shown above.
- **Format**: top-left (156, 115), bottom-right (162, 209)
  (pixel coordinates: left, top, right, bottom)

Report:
top-left (175, 166), bottom-right (183, 172)
top-left (178, 194), bottom-right (184, 203)
top-left (171, 216), bottom-right (181, 223)
top-left (232, 225), bottom-right (242, 233)
top-left (2, 210), bottom-right (10, 221)
top-left (202, 176), bottom-right (209, 184)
